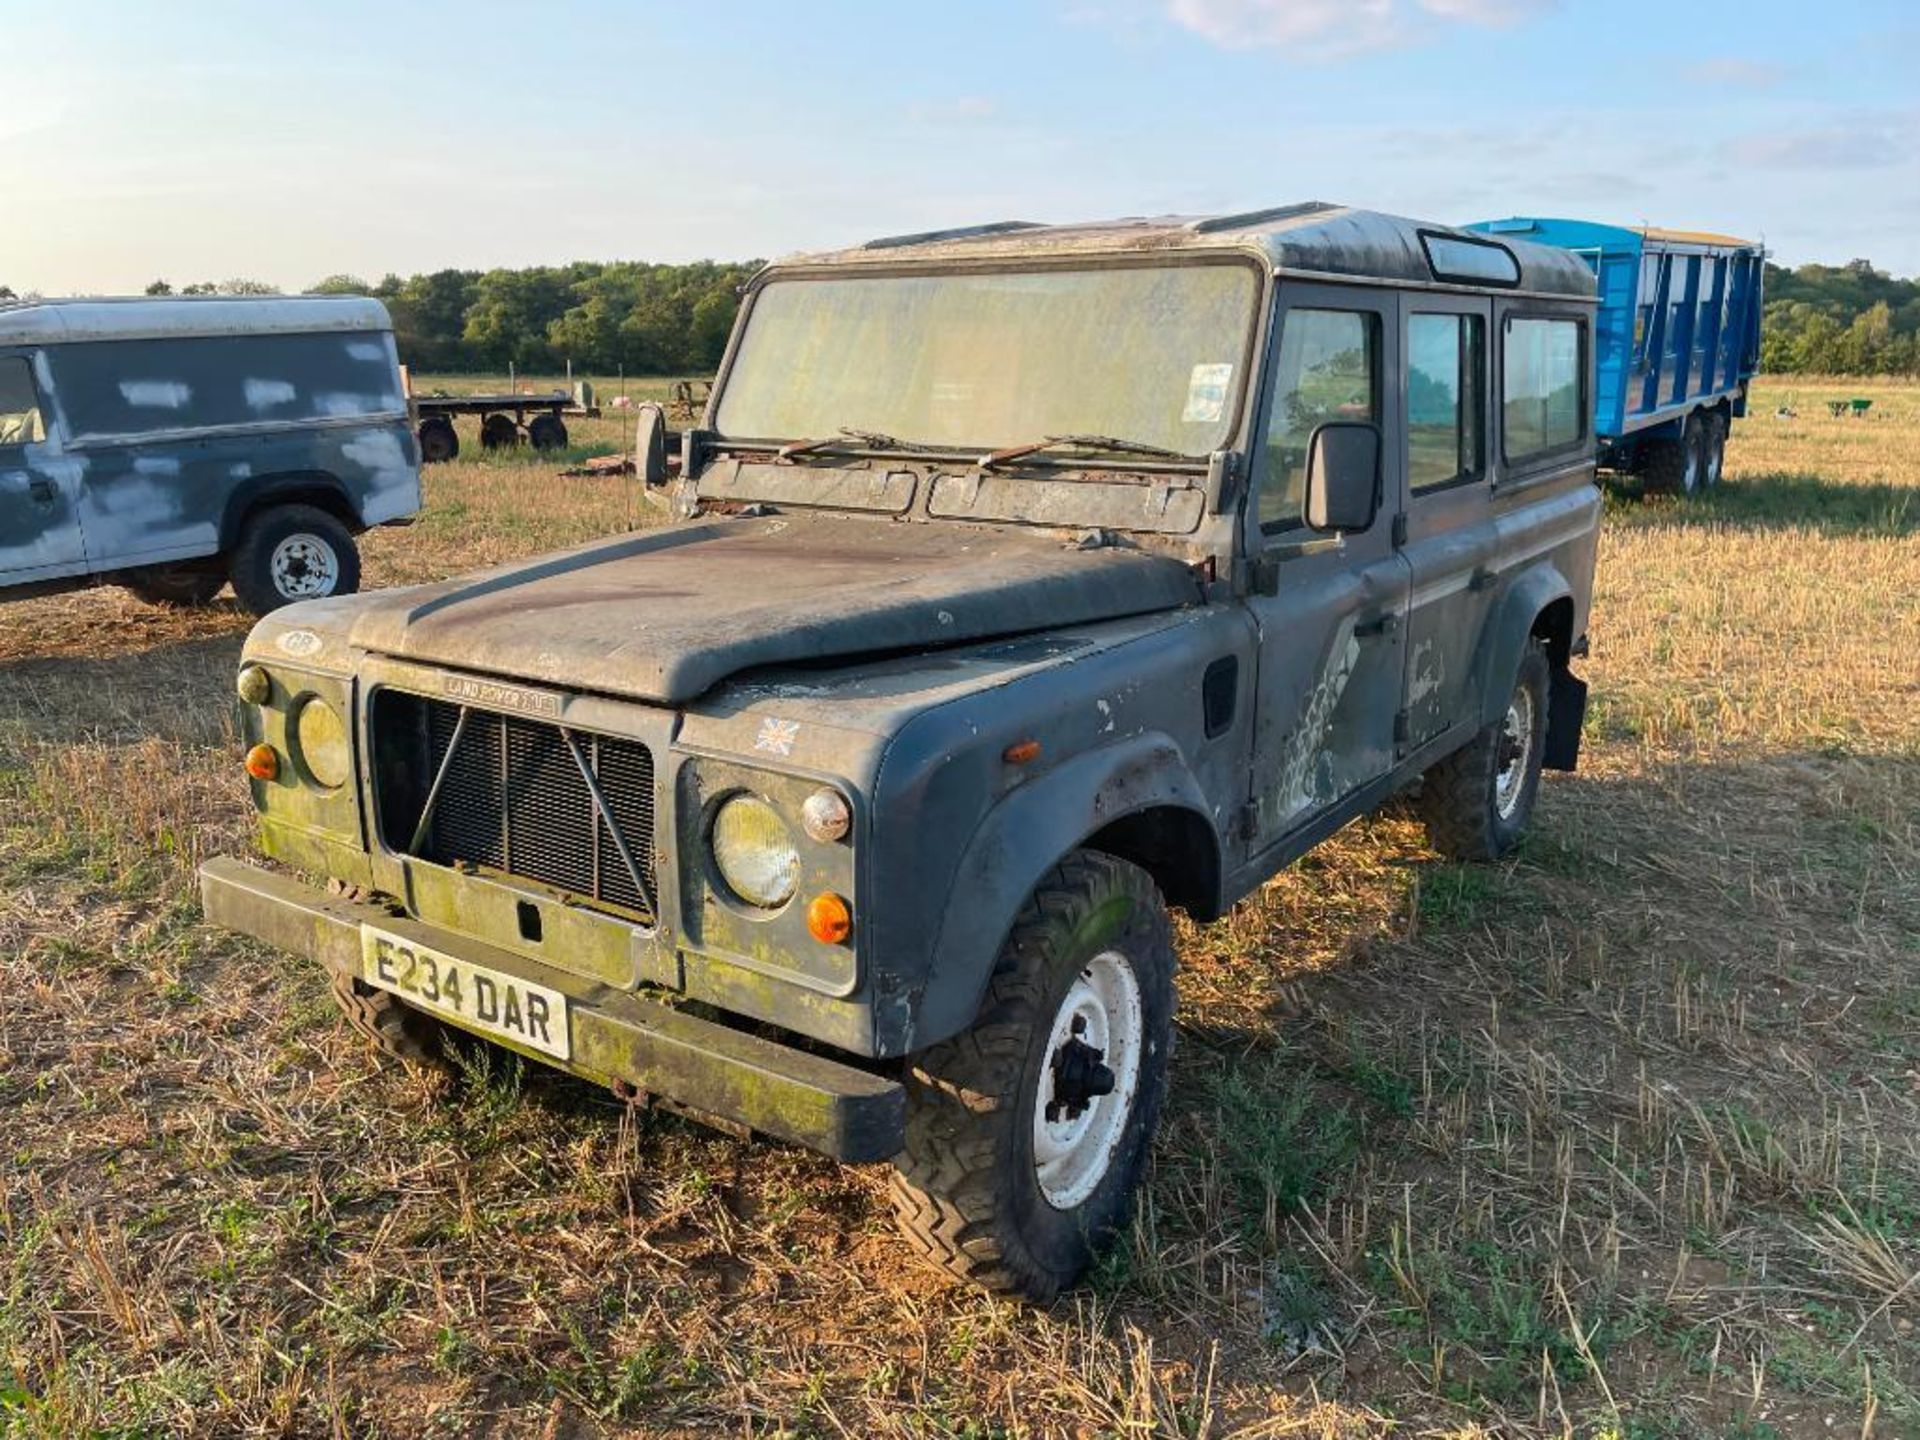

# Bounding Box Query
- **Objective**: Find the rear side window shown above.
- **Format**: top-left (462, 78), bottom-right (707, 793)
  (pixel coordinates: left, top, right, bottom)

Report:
top-left (1259, 308), bottom-right (1379, 533)
top-left (0, 357), bottom-right (44, 447)
top-left (1502, 317), bottom-right (1585, 463)
top-left (1408, 313), bottom-right (1484, 492)
top-left (47, 331), bottom-right (402, 440)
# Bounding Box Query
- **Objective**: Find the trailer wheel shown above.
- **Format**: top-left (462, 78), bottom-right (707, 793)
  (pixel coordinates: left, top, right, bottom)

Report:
top-left (1638, 422), bottom-right (1701, 496)
top-left (1700, 412), bottom-right (1727, 488)
top-left (417, 416), bottom-right (459, 464)
top-left (480, 413), bottom-right (520, 450)
top-left (527, 413), bottom-right (568, 451)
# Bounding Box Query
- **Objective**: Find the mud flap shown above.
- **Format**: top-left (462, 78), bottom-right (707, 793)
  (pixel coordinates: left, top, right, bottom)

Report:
top-left (1543, 667), bottom-right (1587, 771)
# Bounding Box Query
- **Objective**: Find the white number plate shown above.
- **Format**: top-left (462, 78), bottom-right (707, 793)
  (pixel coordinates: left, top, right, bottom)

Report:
top-left (360, 926), bottom-right (571, 1061)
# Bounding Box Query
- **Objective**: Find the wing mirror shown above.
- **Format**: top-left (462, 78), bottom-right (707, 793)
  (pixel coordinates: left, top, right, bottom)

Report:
top-left (1303, 422), bottom-right (1381, 533)
top-left (635, 402), bottom-right (670, 487)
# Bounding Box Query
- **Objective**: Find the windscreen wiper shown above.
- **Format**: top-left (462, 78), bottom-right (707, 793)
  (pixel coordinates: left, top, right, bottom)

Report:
top-left (980, 433), bottom-right (1193, 469)
top-left (776, 427), bottom-right (940, 460)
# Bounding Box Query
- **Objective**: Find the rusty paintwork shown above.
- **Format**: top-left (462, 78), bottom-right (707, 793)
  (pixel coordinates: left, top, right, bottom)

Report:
top-left (201, 204), bottom-right (1600, 1157)
top-left (0, 297), bottom-right (418, 599)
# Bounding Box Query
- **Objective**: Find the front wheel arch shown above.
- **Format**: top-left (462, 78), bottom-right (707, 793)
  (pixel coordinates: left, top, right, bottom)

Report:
top-left (904, 736), bottom-right (1219, 1057)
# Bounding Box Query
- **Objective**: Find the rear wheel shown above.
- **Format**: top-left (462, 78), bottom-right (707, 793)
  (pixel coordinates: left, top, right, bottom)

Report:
top-left (228, 504), bottom-right (361, 616)
top-left (1418, 638), bottom-right (1550, 861)
top-left (889, 851), bottom-right (1175, 1301)
top-left (122, 567), bottom-right (225, 607)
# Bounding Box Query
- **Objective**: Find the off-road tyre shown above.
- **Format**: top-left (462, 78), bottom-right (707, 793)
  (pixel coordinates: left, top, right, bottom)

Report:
top-left (122, 567), bottom-right (225, 607)
top-left (1418, 637), bottom-right (1550, 861)
top-left (329, 969), bottom-right (456, 1071)
top-left (889, 850), bottom-right (1176, 1302)
top-left (228, 503), bottom-right (361, 616)
top-left (480, 413), bottom-right (520, 450)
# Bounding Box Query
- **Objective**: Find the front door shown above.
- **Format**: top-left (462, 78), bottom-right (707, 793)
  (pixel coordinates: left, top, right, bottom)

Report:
top-left (0, 353), bottom-right (86, 584)
top-left (1243, 284), bottom-right (1409, 849)
top-left (1400, 296), bottom-right (1497, 747)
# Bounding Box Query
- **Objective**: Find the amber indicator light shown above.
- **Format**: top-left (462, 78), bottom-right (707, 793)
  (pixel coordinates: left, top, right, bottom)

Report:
top-left (244, 744), bottom-right (280, 782)
top-left (1003, 738), bottom-right (1042, 765)
top-left (806, 892), bottom-right (852, 945)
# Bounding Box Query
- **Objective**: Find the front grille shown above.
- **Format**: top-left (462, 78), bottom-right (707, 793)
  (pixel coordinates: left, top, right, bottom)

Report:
top-left (373, 690), bottom-right (657, 922)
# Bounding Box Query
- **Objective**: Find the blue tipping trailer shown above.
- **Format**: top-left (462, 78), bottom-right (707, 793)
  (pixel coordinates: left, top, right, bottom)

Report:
top-left (1469, 217), bottom-right (1764, 493)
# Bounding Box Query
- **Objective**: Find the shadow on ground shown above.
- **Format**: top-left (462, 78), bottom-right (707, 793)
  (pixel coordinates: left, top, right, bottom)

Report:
top-left (1607, 470), bottom-right (1917, 537)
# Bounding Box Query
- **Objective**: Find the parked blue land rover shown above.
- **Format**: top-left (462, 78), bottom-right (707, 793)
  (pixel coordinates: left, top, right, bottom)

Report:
top-left (0, 296), bottom-right (420, 614)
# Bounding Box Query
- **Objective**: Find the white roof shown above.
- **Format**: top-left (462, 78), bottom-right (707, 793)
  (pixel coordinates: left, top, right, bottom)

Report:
top-left (0, 295), bottom-right (393, 347)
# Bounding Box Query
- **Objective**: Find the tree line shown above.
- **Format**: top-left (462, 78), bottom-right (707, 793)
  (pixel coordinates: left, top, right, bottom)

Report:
top-left (1760, 259), bottom-right (1920, 376)
top-left (139, 261), bottom-right (763, 377)
top-left (10, 254), bottom-right (1920, 377)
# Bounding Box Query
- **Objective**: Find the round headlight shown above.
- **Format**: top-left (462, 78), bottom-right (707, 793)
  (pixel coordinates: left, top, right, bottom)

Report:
top-left (292, 695), bottom-right (351, 790)
top-left (710, 794), bottom-right (800, 909)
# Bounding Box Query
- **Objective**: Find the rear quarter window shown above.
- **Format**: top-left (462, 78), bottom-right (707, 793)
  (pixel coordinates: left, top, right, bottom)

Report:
top-left (1502, 316), bottom-right (1586, 464)
top-left (48, 331), bottom-right (402, 440)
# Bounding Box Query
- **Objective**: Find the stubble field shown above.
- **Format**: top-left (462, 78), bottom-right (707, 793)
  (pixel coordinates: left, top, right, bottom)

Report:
top-left (2, 377), bottom-right (1916, 1438)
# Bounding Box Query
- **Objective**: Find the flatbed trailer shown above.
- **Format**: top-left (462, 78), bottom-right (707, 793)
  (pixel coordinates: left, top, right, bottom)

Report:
top-left (408, 387), bottom-right (601, 463)
top-left (1470, 217), bottom-right (1764, 493)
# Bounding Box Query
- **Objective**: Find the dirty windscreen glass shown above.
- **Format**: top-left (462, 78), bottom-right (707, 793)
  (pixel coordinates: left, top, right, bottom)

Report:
top-left (713, 262), bottom-right (1259, 456)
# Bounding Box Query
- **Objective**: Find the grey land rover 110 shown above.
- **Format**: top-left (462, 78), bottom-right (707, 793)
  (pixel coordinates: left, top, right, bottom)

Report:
top-left (200, 204), bottom-right (1599, 1299)
top-left (0, 296), bottom-right (418, 615)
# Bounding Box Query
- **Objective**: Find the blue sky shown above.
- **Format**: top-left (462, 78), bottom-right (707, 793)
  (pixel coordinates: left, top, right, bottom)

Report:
top-left (4, 0), bottom-right (1915, 294)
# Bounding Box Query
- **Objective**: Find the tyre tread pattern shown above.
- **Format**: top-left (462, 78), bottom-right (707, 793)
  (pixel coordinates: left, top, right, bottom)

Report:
top-left (888, 851), bottom-right (1172, 1301)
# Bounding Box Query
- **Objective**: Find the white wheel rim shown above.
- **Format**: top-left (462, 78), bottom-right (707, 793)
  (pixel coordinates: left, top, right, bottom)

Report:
top-left (1494, 682), bottom-right (1536, 821)
top-left (1032, 949), bottom-right (1143, 1210)
top-left (1707, 440), bottom-right (1723, 486)
top-left (270, 534), bottom-right (339, 598)
top-left (1683, 445), bottom-right (1700, 493)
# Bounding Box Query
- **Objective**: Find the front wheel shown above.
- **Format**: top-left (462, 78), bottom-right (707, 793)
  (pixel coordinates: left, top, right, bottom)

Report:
top-left (1417, 638), bottom-right (1550, 861)
top-left (228, 504), bottom-right (361, 616)
top-left (889, 851), bottom-right (1175, 1301)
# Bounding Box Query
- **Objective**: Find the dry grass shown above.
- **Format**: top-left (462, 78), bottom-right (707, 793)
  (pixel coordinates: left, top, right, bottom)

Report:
top-left (2, 377), bottom-right (1917, 1438)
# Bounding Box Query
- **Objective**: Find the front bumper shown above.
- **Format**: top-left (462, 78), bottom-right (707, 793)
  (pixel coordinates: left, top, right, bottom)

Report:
top-left (199, 857), bottom-right (904, 1162)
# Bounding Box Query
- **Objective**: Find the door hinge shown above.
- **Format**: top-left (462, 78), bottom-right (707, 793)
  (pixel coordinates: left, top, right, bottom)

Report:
top-left (1236, 801), bottom-right (1261, 842)
top-left (1393, 709), bottom-right (1412, 746)
top-left (1391, 512), bottom-right (1408, 548)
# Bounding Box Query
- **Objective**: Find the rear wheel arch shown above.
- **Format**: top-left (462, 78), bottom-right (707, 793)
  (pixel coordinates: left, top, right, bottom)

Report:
top-left (219, 473), bottom-right (361, 552)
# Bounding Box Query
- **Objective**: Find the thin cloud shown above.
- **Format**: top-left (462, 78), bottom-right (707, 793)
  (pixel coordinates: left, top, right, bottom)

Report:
top-left (1162, 0), bottom-right (1554, 54)
top-left (1685, 56), bottom-right (1787, 89)
top-left (1727, 124), bottom-right (1906, 171)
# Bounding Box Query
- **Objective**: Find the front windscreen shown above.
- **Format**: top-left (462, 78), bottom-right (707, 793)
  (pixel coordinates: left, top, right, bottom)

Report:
top-left (713, 261), bottom-right (1260, 456)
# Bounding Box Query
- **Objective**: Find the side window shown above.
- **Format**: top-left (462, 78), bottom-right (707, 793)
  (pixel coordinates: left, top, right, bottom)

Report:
top-left (1408, 313), bottom-right (1484, 493)
top-left (1259, 309), bottom-right (1378, 533)
top-left (0, 357), bottom-right (44, 448)
top-left (1502, 317), bottom-right (1584, 464)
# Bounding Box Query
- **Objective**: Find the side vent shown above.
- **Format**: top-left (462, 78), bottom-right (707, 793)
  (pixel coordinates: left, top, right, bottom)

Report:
top-left (1202, 656), bottom-right (1239, 739)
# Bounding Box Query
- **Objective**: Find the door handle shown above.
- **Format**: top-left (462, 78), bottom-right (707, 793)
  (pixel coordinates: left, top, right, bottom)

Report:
top-left (1354, 610), bottom-right (1401, 639)
top-left (27, 477), bottom-right (57, 505)
top-left (1468, 565), bottom-right (1499, 592)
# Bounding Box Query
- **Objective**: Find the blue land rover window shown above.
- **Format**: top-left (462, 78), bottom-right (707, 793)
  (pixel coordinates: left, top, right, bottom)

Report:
top-left (47, 332), bottom-right (403, 440)
top-left (1502, 317), bottom-right (1585, 462)
top-left (0, 358), bottom-right (44, 447)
